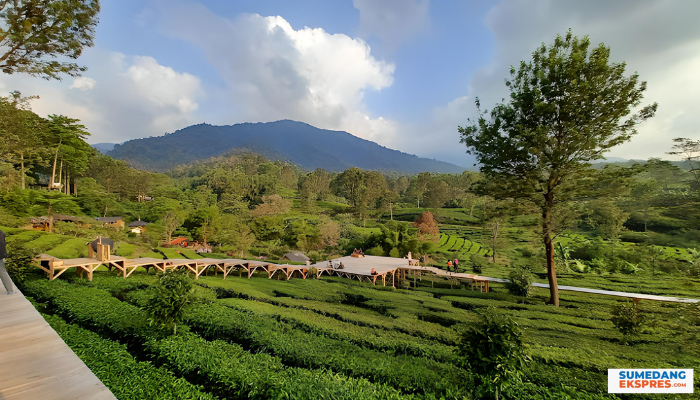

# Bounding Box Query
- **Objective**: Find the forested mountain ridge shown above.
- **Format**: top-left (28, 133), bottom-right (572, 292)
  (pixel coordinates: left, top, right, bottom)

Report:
top-left (106, 120), bottom-right (467, 173)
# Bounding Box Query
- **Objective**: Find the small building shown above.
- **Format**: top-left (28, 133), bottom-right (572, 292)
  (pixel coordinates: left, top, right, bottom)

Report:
top-left (128, 220), bottom-right (148, 235)
top-left (170, 237), bottom-right (189, 247)
top-left (30, 215), bottom-right (78, 231)
top-left (280, 251), bottom-right (310, 263)
top-left (95, 216), bottom-right (125, 230)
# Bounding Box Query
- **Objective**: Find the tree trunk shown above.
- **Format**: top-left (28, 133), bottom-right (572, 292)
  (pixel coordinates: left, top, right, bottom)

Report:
top-left (643, 207), bottom-right (648, 232)
top-left (542, 192), bottom-right (559, 306)
top-left (20, 151), bottom-right (25, 189)
top-left (73, 179), bottom-right (78, 197)
top-left (57, 160), bottom-right (63, 189)
top-left (50, 141), bottom-right (61, 190)
top-left (492, 221), bottom-right (499, 263)
top-left (48, 204), bottom-right (54, 233)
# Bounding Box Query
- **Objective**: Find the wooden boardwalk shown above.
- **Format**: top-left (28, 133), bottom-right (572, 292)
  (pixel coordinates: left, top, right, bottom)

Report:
top-left (0, 288), bottom-right (116, 400)
top-left (312, 256), bottom-right (700, 304)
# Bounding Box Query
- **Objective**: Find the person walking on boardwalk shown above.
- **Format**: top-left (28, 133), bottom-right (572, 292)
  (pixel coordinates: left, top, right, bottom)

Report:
top-left (454, 258), bottom-right (459, 272)
top-left (0, 230), bottom-right (15, 295)
top-left (447, 259), bottom-right (453, 272)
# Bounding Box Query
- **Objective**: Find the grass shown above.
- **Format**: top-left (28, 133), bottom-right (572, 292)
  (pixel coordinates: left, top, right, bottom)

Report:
top-left (47, 238), bottom-right (89, 259)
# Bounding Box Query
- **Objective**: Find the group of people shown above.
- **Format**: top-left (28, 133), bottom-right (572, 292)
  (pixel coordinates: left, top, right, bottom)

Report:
top-left (446, 258), bottom-right (459, 272)
top-left (329, 261), bottom-right (345, 270)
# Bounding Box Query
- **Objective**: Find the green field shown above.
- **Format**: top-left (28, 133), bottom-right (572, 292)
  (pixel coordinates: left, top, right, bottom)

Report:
top-left (18, 271), bottom-right (699, 400)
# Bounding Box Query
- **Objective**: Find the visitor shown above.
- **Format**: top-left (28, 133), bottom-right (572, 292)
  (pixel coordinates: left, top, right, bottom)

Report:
top-left (454, 258), bottom-right (459, 272)
top-left (359, 248), bottom-right (364, 256)
top-left (447, 260), bottom-right (453, 271)
top-left (338, 262), bottom-right (345, 270)
top-left (370, 267), bottom-right (377, 275)
top-left (0, 230), bottom-right (14, 295)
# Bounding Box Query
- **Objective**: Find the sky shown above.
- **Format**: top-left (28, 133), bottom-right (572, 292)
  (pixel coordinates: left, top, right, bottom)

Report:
top-left (1, 0), bottom-right (699, 168)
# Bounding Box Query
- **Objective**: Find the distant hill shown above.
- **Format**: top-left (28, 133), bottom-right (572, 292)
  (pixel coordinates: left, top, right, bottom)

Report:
top-left (107, 120), bottom-right (466, 174)
top-left (92, 143), bottom-right (117, 154)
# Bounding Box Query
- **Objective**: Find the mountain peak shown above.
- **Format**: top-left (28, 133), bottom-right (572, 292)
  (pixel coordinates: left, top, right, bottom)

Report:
top-left (108, 121), bottom-right (466, 174)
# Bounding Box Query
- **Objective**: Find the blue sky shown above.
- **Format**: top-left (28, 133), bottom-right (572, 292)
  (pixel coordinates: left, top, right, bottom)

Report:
top-left (1, 0), bottom-right (699, 168)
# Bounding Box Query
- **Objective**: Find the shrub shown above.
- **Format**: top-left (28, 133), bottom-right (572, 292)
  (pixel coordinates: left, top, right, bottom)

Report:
top-left (516, 247), bottom-right (535, 258)
top-left (307, 266), bottom-right (318, 278)
top-left (620, 261), bottom-right (642, 275)
top-left (470, 254), bottom-right (486, 273)
top-left (45, 314), bottom-right (218, 400)
top-left (506, 265), bottom-right (533, 297)
top-left (142, 271), bottom-right (195, 334)
top-left (686, 248), bottom-right (700, 278)
top-left (5, 240), bottom-right (37, 284)
top-left (367, 246), bottom-right (385, 256)
top-left (0, 206), bottom-right (26, 227)
top-left (458, 307), bottom-right (528, 400)
top-left (611, 301), bottom-right (644, 338)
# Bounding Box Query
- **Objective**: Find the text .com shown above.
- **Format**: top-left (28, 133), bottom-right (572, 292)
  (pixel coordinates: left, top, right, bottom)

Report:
top-left (609, 369), bottom-right (694, 394)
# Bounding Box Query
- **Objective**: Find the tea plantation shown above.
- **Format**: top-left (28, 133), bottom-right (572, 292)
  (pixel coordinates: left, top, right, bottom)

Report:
top-left (16, 267), bottom-right (698, 400)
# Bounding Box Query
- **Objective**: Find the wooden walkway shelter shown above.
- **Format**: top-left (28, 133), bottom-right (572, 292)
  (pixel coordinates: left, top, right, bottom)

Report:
top-left (0, 288), bottom-right (116, 400)
top-left (268, 263), bottom-right (309, 280)
top-left (314, 256), bottom-right (406, 287)
top-left (177, 258), bottom-right (225, 279)
top-left (36, 254), bottom-right (104, 281)
top-left (32, 245), bottom-right (699, 304)
top-left (214, 260), bottom-right (310, 280)
top-left (312, 255), bottom-right (490, 289)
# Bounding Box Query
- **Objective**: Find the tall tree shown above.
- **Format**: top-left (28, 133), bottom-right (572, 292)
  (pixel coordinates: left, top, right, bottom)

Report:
top-left (331, 167), bottom-right (365, 207)
top-left (0, 91), bottom-right (44, 189)
top-left (667, 138), bottom-right (700, 187)
top-left (299, 168), bottom-right (331, 209)
top-left (46, 114), bottom-right (89, 189)
top-left (413, 211), bottom-right (439, 242)
top-left (0, 0), bottom-right (100, 80)
top-left (459, 31), bottom-right (657, 306)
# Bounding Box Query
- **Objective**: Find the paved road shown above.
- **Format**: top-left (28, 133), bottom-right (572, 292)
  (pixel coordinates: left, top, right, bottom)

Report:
top-left (428, 267), bottom-right (700, 303)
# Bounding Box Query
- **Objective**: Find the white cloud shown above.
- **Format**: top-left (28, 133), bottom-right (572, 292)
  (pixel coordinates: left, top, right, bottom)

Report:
top-left (434, 0), bottom-right (700, 163)
top-left (69, 77), bottom-right (96, 91)
top-left (353, 0), bottom-right (430, 53)
top-left (155, 2), bottom-right (399, 145)
top-left (0, 51), bottom-right (203, 143)
top-left (125, 56), bottom-right (201, 114)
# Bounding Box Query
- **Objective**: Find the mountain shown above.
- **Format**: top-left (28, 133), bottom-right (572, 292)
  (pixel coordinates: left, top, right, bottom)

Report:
top-left (106, 120), bottom-right (466, 173)
top-left (92, 143), bottom-right (117, 154)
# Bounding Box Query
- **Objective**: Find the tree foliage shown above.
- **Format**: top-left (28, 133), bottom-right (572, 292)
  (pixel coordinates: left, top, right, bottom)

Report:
top-left (143, 271), bottom-right (194, 335)
top-left (458, 307), bottom-right (528, 400)
top-left (459, 30), bottom-right (657, 306)
top-left (0, 0), bottom-right (100, 80)
top-left (413, 211), bottom-right (439, 241)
